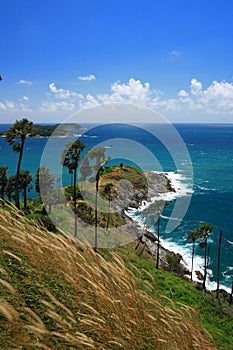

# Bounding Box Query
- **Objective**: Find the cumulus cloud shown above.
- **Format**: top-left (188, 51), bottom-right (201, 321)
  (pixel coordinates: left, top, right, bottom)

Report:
top-left (76, 78), bottom-right (152, 109)
top-left (200, 80), bottom-right (233, 111)
top-left (0, 99), bottom-right (31, 113)
top-left (176, 78), bottom-right (233, 113)
top-left (40, 100), bottom-right (76, 112)
top-left (78, 74), bottom-right (96, 81)
top-left (17, 80), bottom-right (32, 86)
top-left (79, 94), bottom-right (100, 109)
top-left (110, 78), bottom-right (151, 105)
top-left (49, 83), bottom-right (83, 100)
top-left (178, 89), bottom-right (189, 97)
top-left (35, 77), bottom-right (233, 116)
top-left (190, 78), bottom-right (202, 96)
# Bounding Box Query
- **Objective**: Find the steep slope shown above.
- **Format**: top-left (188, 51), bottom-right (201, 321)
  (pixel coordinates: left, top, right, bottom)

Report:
top-left (0, 203), bottom-right (217, 349)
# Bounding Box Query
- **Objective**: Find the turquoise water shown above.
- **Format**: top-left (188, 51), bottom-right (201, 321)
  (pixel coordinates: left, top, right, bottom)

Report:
top-left (0, 123), bottom-right (232, 291)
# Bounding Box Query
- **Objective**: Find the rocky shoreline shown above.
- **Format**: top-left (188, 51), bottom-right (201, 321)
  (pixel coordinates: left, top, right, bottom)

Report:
top-left (122, 209), bottom-right (190, 275)
top-left (120, 170), bottom-right (190, 274)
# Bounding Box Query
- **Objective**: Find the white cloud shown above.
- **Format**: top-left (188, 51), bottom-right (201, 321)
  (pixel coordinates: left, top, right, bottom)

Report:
top-left (0, 102), bottom-right (7, 110)
top-left (34, 77), bottom-right (233, 118)
top-left (170, 50), bottom-right (181, 56)
top-left (40, 100), bottom-right (76, 112)
top-left (18, 96), bottom-right (29, 102)
top-left (79, 94), bottom-right (100, 109)
top-left (48, 83), bottom-right (83, 100)
top-left (190, 78), bottom-right (202, 96)
top-left (0, 98), bottom-right (31, 113)
top-left (6, 100), bottom-right (17, 110)
top-left (200, 80), bottom-right (233, 112)
top-left (17, 80), bottom-right (32, 86)
top-left (178, 89), bottom-right (189, 97)
top-left (110, 78), bottom-right (151, 105)
top-left (78, 74), bottom-right (96, 81)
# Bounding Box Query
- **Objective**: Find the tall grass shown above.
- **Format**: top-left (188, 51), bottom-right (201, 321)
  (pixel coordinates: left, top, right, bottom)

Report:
top-left (0, 202), bottom-right (217, 349)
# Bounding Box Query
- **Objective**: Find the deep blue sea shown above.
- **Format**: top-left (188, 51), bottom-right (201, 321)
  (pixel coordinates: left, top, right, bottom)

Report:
top-left (0, 123), bottom-right (232, 292)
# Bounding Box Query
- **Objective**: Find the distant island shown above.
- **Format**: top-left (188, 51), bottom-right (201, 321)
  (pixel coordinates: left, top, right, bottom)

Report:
top-left (0, 123), bottom-right (82, 138)
top-left (30, 123), bottom-right (82, 137)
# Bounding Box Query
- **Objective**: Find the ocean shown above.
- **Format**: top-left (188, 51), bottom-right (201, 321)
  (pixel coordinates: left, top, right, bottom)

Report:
top-left (0, 123), bottom-right (232, 292)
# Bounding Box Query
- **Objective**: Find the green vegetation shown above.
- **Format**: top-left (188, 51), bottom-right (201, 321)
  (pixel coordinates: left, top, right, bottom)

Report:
top-left (62, 139), bottom-right (85, 237)
top-left (4, 118), bottom-right (33, 209)
top-left (30, 123), bottom-right (82, 137)
top-left (101, 243), bottom-right (233, 350)
top-left (1, 203), bottom-right (228, 350)
top-left (0, 118), bottom-right (232, 349)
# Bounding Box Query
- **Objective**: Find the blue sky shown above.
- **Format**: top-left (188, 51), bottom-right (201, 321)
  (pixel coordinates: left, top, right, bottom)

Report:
top-left (1, 0), bottom-right (233, 123)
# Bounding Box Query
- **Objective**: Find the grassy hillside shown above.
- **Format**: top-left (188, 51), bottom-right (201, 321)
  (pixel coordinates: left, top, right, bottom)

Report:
top-left (0, 203), bottom-right (221, 349)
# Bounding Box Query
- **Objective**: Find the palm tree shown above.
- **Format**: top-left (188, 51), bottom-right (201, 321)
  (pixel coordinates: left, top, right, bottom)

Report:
top-left (103, 183), bottom-right (114, 230)
top-left (141, 200), bottom-right (164, 269)
top-left (94, 163), bottom-right (105, 251)
top-left (35, 166), bottom-right (55, 212)
top-left (197, 223), bottom-right (214, 290)
top-left (62, 140), bottom-right (85, 237)
top-left (5, 171), bottom-right (32, 209)
top-left (79, 155), bottom-right (92, 182)
top-left (216, 229), bottom-right (223, 299)
top-left (36, 166), bottom-right (55, 194)
top-left (4, 118), bottom-right (33, 209)
top-left (6, 175), bottom-right (16, 202)
top-left (188, 228), bottom-right (200, 281)
top-left (0, 166), bottom-right (8, 201)
top-left (19, 170), bottom-right (33, 209)
top-left (154, 201), bottom-right (165, 269)
top-left (229, 281), bottom-right (233, 305)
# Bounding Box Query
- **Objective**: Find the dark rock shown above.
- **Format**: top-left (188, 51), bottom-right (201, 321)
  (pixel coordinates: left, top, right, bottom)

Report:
top-left (195, 270), bottom-right (204, 281)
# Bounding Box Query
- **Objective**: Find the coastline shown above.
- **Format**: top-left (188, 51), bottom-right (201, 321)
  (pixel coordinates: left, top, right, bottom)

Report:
top-left (123, 170), bottom-right (231, 294)
top-left (122, 170), bottom-right (188, 270)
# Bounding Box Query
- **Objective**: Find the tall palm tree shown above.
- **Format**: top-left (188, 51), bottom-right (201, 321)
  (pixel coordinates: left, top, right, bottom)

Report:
top-left (4, 118), bottom-right (33, 209)
top-left (94, 164), bottom-right (105, 251)
top-left (35, 166), bottom-right (55, 195)
top-left (62, 140), bottom-right (85, 237)
top-left (6, 175), bottom-right (16, 202)
top-left (188, 228), bottom-right (200, 281)
top-left (5, 171), bottom-right (32, 209)
top-left (216, 229), bottom-right (223, 299)
top-left (0, 166), bottom-right (8, 201)
top-left (141, 200), bottom-right (164, 269)
top-left (35, 166), bottom-right (55, 213)
top-left (19, 170), bottom-right (33, 210)
top-left (197, 223), bottom-right (214, 290)
top-left (103, 182), bottom-right (114, 230)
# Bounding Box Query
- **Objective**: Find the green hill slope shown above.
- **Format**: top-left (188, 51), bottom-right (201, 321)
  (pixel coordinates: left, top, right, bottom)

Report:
top-left (0, 203), bottom-right (230, 349)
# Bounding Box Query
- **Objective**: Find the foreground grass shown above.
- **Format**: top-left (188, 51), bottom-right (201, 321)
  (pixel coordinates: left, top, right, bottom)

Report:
top-left (102, 244), bottom-right (233, 350)
top-left (0, 203), bottom-right (230, 349)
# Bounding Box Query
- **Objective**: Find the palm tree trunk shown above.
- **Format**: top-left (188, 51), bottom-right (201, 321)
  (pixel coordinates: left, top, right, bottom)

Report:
top-left (0, 188), bottom-right (4, 201)
top-left (203, 238), bottom-right (207, 290)
top-left (23, 186), bottom-right (27, 209)
top-left (94, 184), bottom-right (98, 252)
top-left (229, 281), bottom-right (233, 305)
top-left (106, 192), bottom-right (110, 230)
top-left (15, 138), bottom-right (25, 209)
top-left (191, 241), bottom-right (195, 281)
top-left (156, 216), bottom-right (160, 269)
top-left (216, 229), bottom-right (223, 299)
top-left (73, 165), bottom-right (77, 238)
